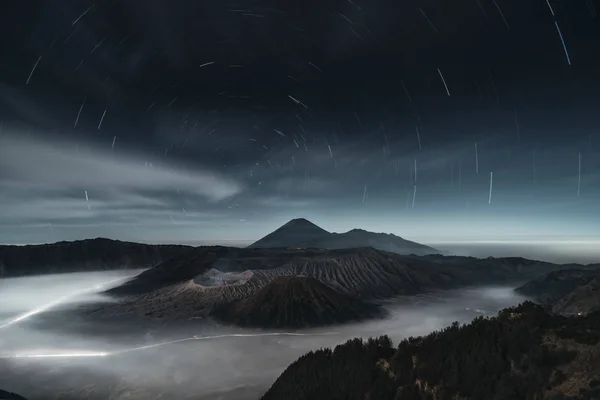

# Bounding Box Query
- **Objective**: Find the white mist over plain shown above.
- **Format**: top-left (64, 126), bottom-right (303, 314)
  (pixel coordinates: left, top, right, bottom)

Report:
top-left (0, 270), bottom-right (530, 400)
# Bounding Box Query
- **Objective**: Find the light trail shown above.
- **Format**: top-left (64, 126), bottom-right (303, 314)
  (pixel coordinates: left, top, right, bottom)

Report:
top-left (0, 332), bottom-right (340, 360)
top-left (545, 0), bottom-right (555, 16)
top-left (491, 0), bottom-right (510, 29)
top-left (2, 352), bottom-right (110, 359)
top-left (577, 152), bottom-right (582, 197)
top-left (0, 276), bottom-right (128, 329)
top-left (554, 21), bottom-right (572, 66)
top-left (411, 185), bottom-right (417, 208)
top-left (474, 142), bottom-right (479, 174)
top-left (414, 159), bottom-right (417, 182)
top-left (26, 56), bottom-right (42, 85)
top-left (437, 68), bottom-right (451, 96)
top-left (418, 8), bottom-right (438, 33)
top-left (488, 171), bottom-right (493, 204)
top-left (116, 331), bottom-right (340, 354)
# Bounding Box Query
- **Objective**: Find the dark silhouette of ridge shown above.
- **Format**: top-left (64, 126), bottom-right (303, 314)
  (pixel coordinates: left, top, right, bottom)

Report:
top-left (0, 238), bottom-right (192, 277)
top-left (248, 218), bottom-right (438, 255)
top-left (0, 389), bottom-right (28, 400)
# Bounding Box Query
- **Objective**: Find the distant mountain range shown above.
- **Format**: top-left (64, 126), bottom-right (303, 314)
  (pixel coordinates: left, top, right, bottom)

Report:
top-left (0, 238), bottom-right (191, 277)
top-left (516, 268), bottom-right (600, 316)
top-left (3, 228), bottom-right (597, 331)
top-left (0, 218), bottom-right (436, 277)
top-left (260, 302), bottom-right (600, 400)
top-left (248, 218), bottom-right (439, 256)
top-left (211, 276), bottom-right (386, 328)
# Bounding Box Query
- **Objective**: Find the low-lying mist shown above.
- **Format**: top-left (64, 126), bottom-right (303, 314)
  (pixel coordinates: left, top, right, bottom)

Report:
top-left (0, 270), bottom-right (530, 400)
top-left (0, 270), bottom-right (144, 321)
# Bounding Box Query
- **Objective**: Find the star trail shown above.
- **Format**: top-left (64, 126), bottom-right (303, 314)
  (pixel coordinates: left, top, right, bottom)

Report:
top-left (0, 0), bottom-right (598, 247)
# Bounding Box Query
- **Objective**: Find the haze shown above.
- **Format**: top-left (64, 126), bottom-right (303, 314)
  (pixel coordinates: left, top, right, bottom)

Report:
top-left (0, 269), bottom-right (529, 400)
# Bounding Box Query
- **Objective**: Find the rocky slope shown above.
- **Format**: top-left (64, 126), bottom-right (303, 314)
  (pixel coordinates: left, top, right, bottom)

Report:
top-left (516, 268), bottom-right (600, 315)
top-left (0, 238), bottom-right (192, 277)
top-left (261, 302), bottom-right (600, 400)
top-left (248, 218), bottom-right (439, 256)
top-left (211, 276), bottom-right (386, 328)
top-left (102, 246), bottom-right (569, 321)
top-left (552, 278), bottom-right (600, 316)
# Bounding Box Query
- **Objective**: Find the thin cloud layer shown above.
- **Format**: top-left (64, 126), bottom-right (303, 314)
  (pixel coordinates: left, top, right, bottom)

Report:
top-left (0, 134), bottom-right (242, 235)
top-left (0, 135), bottom-right (241, 201)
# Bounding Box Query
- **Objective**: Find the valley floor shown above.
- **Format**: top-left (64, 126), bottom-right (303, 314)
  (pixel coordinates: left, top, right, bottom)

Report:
top-left (0, 272), bottom-right (529, 399)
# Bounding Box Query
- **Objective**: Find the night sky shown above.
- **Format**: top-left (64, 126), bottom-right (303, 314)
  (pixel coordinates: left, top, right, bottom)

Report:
top-left (0, 0), bottom-right (599, 251)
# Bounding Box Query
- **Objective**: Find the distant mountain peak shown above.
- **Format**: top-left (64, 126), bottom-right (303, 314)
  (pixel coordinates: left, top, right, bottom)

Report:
top-left (248, 218), bottom-right (330, 249)
top-left (346, 228), bottom-right (367, 233)
top-left (281, 218), bottom-right (325, 229)
top-left (248, 218), bottom-right (438, 255)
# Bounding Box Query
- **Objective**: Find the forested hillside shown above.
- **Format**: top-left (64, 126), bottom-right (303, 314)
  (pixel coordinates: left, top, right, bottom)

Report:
top-left (262, 302), bottom-right (600, 400)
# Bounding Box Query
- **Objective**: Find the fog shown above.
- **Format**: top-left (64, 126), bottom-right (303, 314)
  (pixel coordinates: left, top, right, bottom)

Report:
top-left (0, 270), bottom-right (144, 321)
top-left (0, 270), bottom-right (530, 400)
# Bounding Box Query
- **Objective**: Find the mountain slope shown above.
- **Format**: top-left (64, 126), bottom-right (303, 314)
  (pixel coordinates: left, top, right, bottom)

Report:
top-left (248, 218), bottom-right (331, 248)
top-left (261, 302), bottom-right (600, 400)
top-left (102, 247), bottom-right (568, 322)
top-left (107, 246), bottom-right (227, 295)
top-left (0, 238), bottom-right (192, 277)
top-left (211, 276), bottom-right (386, 328)
top-left (101, 247), bottom-right (433, 319)
top-left (552, 278), bottom-right (600, 316)
top-left (516, 268), bottom-right (600, 315)
top-left (248, 218), bottom-right (438, 256)
top-left (327, 228), bottom-right (439, 256)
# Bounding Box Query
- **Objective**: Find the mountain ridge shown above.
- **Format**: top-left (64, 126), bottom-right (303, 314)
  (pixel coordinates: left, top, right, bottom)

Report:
top-left (516, 268), bottom-right (600, 315)
top-left (211, 275), bottom-right (386, 328)
top-left (249, 218), bottom-right (439, 256)
top-left (0, 238), bottom-right (192, 277)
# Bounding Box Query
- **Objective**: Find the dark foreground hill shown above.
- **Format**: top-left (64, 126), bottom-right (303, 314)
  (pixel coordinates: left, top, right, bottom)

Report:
top-left (516, 268), bottom-right (600, 316)
top-left (211, 276), bottom-right (386, 328)
top-left (249, 218), bottom-right (439, 256)
top-left (0, 238), bottom-right (192, 277)
top-left (0, 389), bottom-right (28, 400)
top-left (261, 302), bottom-right (600, 400)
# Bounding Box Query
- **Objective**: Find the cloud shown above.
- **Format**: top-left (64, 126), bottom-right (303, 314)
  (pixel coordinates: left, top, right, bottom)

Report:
top-left (0, 133), bottom-right (242, 235)
top-left (0, 135), bottom-right (241, 201)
